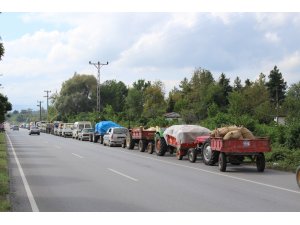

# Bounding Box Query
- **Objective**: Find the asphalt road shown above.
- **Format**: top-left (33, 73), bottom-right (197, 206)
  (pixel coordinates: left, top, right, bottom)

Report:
top-left (5, 128), bottom-right (300, 212)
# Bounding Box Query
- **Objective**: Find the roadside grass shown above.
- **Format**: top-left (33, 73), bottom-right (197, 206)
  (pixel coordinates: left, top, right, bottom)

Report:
top-left (0, 133), bottom-right (11, 211)
top-left (265, 143), bottom-right (300, 172)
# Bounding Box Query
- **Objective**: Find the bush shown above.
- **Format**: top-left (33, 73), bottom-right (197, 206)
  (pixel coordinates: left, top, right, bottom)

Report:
top-left (285, 119), bottom-right (300, 149)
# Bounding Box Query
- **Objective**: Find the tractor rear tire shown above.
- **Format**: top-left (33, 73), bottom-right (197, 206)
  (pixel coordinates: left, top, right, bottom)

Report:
top-left (155, 134), bottom-right (167, 156)
top-left (296, 166), bottom-right (300, 188)
top-left (126, 134), bottom-right (135, 150)
top-left (202, 139), bottom-right (218, 165)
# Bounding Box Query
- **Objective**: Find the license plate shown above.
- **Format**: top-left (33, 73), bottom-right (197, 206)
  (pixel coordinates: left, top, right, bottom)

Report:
top-left (243, 140), bottom-right (250, 148)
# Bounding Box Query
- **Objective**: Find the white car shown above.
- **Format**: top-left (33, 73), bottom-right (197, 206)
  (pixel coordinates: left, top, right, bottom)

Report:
top-left (103, 127), bottom-right (128, 147)
top-left (29, 126), bottom-right (40, 135)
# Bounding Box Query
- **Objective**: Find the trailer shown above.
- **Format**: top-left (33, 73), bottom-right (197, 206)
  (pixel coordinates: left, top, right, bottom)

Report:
top-left (194, 136), bottom-right (271, 172)
top-left (157, 125), bottom-right (211, 160)
top-left (126, 127), bottom-right (156, 152)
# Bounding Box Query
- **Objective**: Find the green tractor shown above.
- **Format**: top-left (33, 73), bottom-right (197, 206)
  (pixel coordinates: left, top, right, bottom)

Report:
top-left (154, 127), bottom-right (174, 156)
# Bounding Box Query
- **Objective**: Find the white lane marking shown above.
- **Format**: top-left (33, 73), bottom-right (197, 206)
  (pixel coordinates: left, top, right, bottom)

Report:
top-left (120, 150), bottom-right (300, 195)
top-left (6, 133), bottom-right (40, 212)
top-left (72, 153), bottom-right (83, 158)
top-left (108, 168), bottom-right (138, 182)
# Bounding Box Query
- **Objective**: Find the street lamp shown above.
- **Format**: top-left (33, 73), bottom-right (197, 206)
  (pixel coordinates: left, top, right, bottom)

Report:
top-left (89, 61), bottom-right (109, 113)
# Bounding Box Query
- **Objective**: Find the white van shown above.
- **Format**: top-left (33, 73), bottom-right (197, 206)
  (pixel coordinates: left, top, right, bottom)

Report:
top-left (72, 121), bottom-right (92, 139)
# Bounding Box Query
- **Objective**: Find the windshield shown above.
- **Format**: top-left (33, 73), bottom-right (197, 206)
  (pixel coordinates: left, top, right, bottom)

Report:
top-left (82, 128), bottom-right (94, 132)
top-left (113, 128), bottom-right (127, 134)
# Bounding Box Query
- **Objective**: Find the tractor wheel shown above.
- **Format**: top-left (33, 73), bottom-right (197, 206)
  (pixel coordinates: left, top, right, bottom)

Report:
top-left (202, 139), bottom-right (218, 165)
top-left (256, 153), bottom-right (265, 172)
top-left (147, 142), bottom-right (154, 154)
top-left (138, 140), bottom-right (147, 152)
top-left (296, 166), bottom-right (300, 188)
top-left (155, 134), bottom-right (167, 156)
top-left (218, 152), bottom-right (227, 172)
top-left (126, 134), bottom-right (134, 150)
top-left (188, 149), bottom-right (197, 163)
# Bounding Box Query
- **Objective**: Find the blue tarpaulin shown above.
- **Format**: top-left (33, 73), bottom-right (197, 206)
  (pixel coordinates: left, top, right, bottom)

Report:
top-left (95, 121), bottom-right (122, 135)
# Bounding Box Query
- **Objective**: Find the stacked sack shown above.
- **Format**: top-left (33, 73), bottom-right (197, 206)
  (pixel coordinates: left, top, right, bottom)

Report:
top-left (210, 126), bottom-right (255, 140)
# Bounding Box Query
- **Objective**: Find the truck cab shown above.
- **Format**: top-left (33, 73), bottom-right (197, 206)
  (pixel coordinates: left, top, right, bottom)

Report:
top-left (103, 127), bottom-right (128, 147)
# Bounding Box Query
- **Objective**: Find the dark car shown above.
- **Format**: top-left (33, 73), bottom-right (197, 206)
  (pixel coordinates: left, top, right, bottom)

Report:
top-left (29, 126), bottom-right (40, 135)
top-left (12, 125), bottom-right (19, 131)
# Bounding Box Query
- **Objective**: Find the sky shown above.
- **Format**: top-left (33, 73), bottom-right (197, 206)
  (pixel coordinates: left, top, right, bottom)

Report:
top-left (1, 2), bottom-right (300, 111)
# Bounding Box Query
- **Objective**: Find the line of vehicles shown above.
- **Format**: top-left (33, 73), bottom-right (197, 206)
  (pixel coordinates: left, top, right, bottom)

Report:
top-left (15, 120), bottom-right (300, 187)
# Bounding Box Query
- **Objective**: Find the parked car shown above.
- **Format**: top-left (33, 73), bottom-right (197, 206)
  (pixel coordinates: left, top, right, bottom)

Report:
top-left (61, 123), bottom-right (73, 138)
top-left (29, 126), bottom-right (40, 135)
top-left (72, 121), bottom-right (92, 139)
top-left (12, 125), bottom-right (19, 131)
top-left (103, 127), bottom-right (128, 147)
top-left (78, 128), bottom-right (94, 141)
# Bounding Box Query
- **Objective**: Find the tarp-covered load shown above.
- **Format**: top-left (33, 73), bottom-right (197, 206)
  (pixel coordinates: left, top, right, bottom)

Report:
top-left (163, 125), bottom-right (211, 145)
top-left (95, 121), bottom-right (122, 135)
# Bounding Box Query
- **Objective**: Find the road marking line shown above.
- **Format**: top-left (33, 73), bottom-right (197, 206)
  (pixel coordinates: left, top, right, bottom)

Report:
top-left (72, 153), bottom-right (83, 158)
top-left (6, 133), bottom-right (40, 212)
top-left (120, 150), bottom-right (300, 195)
top-left (108, 168), bottom-right (138, 182)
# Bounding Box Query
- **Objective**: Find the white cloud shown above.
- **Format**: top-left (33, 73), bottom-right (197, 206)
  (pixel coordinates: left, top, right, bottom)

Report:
top-left (2, 12), bottom-right (300, 111)
top-left (279, 51), bottom-right (300, 71)
top-left (264, 32), bottom-right (280, 43)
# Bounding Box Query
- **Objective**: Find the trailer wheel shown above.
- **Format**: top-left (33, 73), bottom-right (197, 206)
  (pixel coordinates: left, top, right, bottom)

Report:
top-left (176, 150), bottom-right (183, 160)
top-left (121, 139), bottom-right (126, 148)
top-left (126, 134), bottom-right (134, 149)
top-left (218, 152), bottom-right (227, 172)
top-left (155, 134), bottom-right (167, 156)
top-left (138, 140), bottom-right (147, 152)
top-left (256, 153), bottom-right (265, 172)
top-left (296, 166), bottom-right (300, 188)
top-left (202, 140), bottom-right (218, 165)
top-left (188, 149), bottom-right (197, 163)
top-left (147, 142), bottom-right (154, 154)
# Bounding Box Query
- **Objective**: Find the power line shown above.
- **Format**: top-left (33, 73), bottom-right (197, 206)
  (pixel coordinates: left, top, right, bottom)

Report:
top-left (44, 90), bottom-right (51, 121)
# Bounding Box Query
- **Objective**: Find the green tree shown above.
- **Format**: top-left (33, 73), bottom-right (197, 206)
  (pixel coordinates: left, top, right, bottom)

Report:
top-left (284, 81), bottom-right (300, 119)
top-left (125, 87), bottom-right (144, 122)
top-left (100, 80), bottom-right (128, 112)
top-left (0, 94), bottom-right (12, 123)
top-left (54, 74), bottom-right (97, 117)
top-left (233, 76), bottom-right (242, 92)
top-left (266, 65), bottom-right (287, 104)
top-left (143, 80), bottom-right (166, 119)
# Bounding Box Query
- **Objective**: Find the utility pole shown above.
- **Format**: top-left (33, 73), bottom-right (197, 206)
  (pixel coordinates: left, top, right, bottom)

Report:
top-left (89, 61), bottom-right (109, 113)
top-left (44, 90), bottom-right (51, 121)
top-left (37, 101), bottom-right (43, 121)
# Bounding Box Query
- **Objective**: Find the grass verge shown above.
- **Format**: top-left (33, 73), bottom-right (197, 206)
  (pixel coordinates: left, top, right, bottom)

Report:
top-left (0, 132), bottom-right (11, 211)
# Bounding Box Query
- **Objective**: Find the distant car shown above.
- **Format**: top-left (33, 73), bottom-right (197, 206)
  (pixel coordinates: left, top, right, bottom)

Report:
top-left (29, 126), bottom-right (40, 135)
top-left (78, 128), bottom-right (94, 141)
top-left (12, 125), bottom-right (19, 131)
